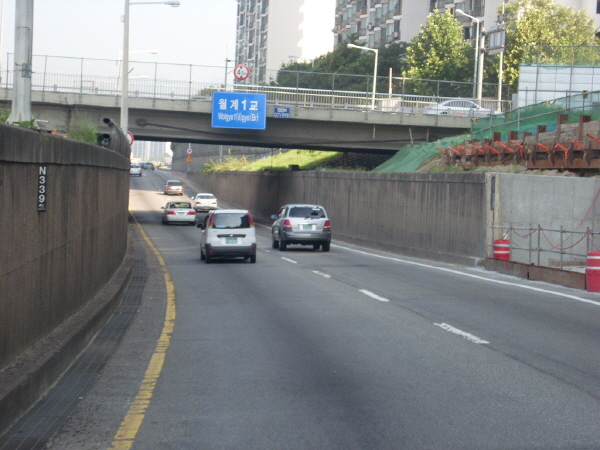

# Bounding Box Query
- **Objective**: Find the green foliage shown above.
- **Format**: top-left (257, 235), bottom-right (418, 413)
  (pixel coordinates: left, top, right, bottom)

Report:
top-left (12, 118), bottom-right (39, 130)
top-left (273, 38), bottom-right (409, 92)
top-left (202, 150), bottom-right (340, 173)
top-left (403, 10), bottom-right (472, 95)
top-left (68, 120), bottom-right (100, 144)
top-left (0, 108), bottom-right (10, 122)
top-left (502, 0), bottom-right (597, 91)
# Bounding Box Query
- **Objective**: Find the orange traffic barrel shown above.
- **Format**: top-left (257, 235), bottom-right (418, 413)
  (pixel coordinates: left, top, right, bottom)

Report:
top-left (585, 251), bottom-right (600, 292)
top-left (493, 239), bottom-right (510, 261)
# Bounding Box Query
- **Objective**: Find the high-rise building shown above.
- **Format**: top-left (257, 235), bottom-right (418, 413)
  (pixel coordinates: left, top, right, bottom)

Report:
top-left (235, 0), bottom-right (336, 85)
top-left (333, 1), bottom-right (600, 50)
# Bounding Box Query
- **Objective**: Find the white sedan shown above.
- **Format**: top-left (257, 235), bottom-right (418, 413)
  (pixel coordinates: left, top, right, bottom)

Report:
top-left (423, 99), bottom-right (493, 118)
top-left (191, 193), bottom-right (218, 212)
top-left (161, 201), bottom-right (196, 225)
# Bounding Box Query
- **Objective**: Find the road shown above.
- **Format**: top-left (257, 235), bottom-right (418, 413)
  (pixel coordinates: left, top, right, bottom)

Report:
top-left (11, 169), bottom-right (600, 449)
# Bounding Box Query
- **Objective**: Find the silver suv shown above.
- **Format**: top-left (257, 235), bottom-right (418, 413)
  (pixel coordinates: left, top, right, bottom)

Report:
top-left (271, 204), bottom-right (331, 252)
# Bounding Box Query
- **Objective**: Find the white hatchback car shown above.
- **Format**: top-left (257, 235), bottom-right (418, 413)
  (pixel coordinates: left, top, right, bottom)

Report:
top-left (130, 164), bottom-right (142, 176)
top-left (191, 193), bottom-right (218, 212)
top-left (198, 209), bottom-right (256, 263)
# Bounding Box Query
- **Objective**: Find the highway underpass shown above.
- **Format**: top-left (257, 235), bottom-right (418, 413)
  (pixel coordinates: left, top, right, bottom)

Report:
top-left (0, 89), bottom-right (471, 153)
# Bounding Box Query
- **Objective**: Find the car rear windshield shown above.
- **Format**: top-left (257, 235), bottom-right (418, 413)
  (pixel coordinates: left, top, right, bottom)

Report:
top-left (167, 181), bottom-right (182, 186)
top-left (289, 206), bottom-right (325, 218)
top-left (199, 195), bottom-right (214, 199)
top-left (171, 202), bottom-right (191, 208)
top-left (212, 213), bottom-right (251, 229)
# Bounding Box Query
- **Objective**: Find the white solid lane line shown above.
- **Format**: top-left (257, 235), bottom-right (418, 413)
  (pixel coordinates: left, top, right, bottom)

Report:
top-left (359, 289), bottom-right (390, 303)
top-left (281, 257), bottom-right (297, 264)
top-left (435, 323), bottom-right (490, 344)
top-left (333, 244), bottom-right (600, 307)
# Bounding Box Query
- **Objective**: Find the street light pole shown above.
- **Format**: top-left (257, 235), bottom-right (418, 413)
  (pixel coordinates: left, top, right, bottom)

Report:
top-left (121, 0), bottom-right (180, 136)
top-left (347, 43), bottom-right (378, 110)
top-left (456, 9), bottom-right (481, 101)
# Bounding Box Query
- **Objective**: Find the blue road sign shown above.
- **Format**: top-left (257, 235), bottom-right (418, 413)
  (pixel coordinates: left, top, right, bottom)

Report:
top-left (274, 107), bottom-right (291, 118)
top-left (212, 92), bottom-right (267, 130)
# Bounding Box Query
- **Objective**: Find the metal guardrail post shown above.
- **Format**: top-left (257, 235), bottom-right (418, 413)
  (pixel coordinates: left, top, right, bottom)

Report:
top-left (560, 226), bottom-right (564, 270)
top-left (537, 224), bottom-right (541, 266)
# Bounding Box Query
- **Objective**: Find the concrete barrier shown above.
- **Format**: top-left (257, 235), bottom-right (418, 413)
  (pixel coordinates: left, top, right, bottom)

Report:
top-left (0, 122), bottom-right (131, 433)
top-left (188, 170), bottom-right (488, 266)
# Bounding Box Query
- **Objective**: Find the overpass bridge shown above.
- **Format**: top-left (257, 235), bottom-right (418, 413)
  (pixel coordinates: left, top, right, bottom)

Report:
top-left (0, 63), bottom-right (497, 153)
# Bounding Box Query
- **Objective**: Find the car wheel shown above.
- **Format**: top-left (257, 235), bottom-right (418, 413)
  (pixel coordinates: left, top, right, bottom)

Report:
top-left (200, 249), bottom-right (205, 261)
top-left (279, 239), bottom-right (287, 251)
top-left (322, 242), bottom-right (330, 252)
top-left (250, 254), bottom-right (256, 263)
top-left (272, 235), bottom-right (279, 249)
top-left (205, 253), bottom-right (212, 264)
top-left (313, 244), bottom-right (321, 250)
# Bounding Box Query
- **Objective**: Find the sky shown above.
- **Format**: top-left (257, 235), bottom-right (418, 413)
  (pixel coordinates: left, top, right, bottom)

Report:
top-left (0, 0), bottom-right (238, 74)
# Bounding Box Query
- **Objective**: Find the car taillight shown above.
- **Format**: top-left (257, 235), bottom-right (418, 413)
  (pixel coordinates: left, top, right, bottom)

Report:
top-left (167, 210), bottom-right (176, 215)
top-left (323, 220), bottom-right (331, 230)
top-left (248, 213), bottom-right (255, 227)
top-left (283, 219), bottom-right (292, 230)
top-left (208, 214), bottom-right (215, 227)
top-left (187, 211), bottom-right (195, 215)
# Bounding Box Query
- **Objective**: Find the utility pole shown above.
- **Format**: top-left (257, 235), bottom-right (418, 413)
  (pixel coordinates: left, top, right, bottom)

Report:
top-left (9, 0), bottom-right (34, 123)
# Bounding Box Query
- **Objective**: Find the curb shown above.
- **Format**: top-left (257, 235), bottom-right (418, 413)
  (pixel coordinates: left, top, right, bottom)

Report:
top-left (0, 232), bottom-right (135, 436)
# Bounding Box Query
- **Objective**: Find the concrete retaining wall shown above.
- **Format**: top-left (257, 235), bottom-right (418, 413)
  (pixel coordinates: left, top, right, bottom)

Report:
top-left (188, 171), bottom-right (489, 265)
top-left (492, 174), bottom-right (600, 267)
top-left (0, 123), bottom-right (131, 372)
top-left (189, 170), bottom-right (600, 269)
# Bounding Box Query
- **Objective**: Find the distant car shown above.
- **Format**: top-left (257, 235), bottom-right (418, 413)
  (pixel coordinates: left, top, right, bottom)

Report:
top-left (164, 180), bottom-right (184, 195)
top-left (271, 204), bottom-right (331, 251)
top-left (423, 99), bottom-right (493, 118)
top-left (140, 162), bottom-right (155, 170)
top-left (198, 209), bottom-right (257, 263)
top-left (192, 193), bottom-right (218, 212)
top-left (161, 201), bottom-right (196, 225)
top-left (130, 164), bottom-right (142, 177)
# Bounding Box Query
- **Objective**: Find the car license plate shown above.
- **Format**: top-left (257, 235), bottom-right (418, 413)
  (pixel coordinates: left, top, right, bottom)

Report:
top-left (225, 237), bottom-right (238, 244)
top-left (302, 224), bottom-right (314, 230)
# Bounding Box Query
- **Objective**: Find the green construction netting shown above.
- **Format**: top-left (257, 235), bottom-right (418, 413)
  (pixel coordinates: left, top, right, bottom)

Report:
top-left (471, 91), bottom-right (600, 141)
top-left (373, 135), bottom-right (469, 172)
top-left (374, 91), bottom-right (600, 172)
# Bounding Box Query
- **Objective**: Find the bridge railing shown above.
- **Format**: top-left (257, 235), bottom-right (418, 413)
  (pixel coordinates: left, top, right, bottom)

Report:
top-left (1, 61), bottom-right (511, 116)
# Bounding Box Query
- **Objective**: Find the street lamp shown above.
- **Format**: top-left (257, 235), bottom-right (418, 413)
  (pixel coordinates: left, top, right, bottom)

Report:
top-left (456, 9), bottom-right (483, 101)
top-left (121, 0), bottom-right (180, 136)
top-left (347, 43), bottom-right (378, 110)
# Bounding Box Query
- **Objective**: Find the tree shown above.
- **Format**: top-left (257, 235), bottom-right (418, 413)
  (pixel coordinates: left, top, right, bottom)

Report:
top-left (272, 36), bottom-right (409, 93)
top-left (403, 10), bottom-right (472, 96)
top-left (501, 0), bottom-right (597, 90)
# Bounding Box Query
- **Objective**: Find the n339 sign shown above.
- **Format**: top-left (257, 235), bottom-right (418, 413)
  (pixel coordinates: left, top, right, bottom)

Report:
top-left (38, 166), bottom-right (47, 212)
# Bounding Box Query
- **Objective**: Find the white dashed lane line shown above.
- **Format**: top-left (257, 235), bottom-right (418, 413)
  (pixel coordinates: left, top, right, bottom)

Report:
top-left (281, 257), bottom-right (297, 264)
top-left (359, 289), bottom-right (390, 303)
top-left (312, 271), bottom-right (331, 278)
top-left (435, 323), bottom-right (490, 344)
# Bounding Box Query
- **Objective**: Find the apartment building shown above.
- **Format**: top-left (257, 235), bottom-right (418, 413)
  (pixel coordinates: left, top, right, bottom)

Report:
top-left (235, 0), bottom-right (336, 85)
top-left (333, 0), bottom-right (600, 49)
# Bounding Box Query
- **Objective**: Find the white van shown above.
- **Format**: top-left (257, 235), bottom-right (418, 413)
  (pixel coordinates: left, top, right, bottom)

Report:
top-left (198, 209), bottom-right (256, 263)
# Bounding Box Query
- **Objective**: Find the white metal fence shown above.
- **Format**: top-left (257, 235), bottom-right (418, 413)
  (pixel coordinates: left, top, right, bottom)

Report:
top-left (0, 54), bottom-right (511, 116)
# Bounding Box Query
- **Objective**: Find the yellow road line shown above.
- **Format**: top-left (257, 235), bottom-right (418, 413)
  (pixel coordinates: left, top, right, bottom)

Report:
top-left (109, 222), bottom-right (176, 450)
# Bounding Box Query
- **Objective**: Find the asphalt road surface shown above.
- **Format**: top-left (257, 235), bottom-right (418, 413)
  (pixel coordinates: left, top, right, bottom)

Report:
top-left (19, 170), bottom-right (600, 449)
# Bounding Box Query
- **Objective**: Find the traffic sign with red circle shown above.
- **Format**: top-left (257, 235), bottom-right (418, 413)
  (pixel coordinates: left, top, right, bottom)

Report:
top-left (233, 64), bottom-right (250, 81)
